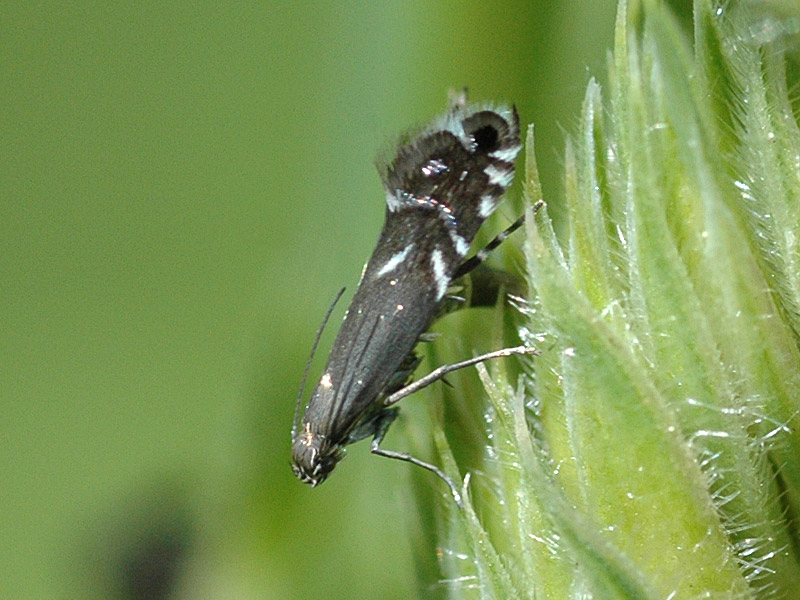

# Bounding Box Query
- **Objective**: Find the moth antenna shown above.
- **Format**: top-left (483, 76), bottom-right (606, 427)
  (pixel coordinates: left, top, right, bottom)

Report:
top-left (292, 287), bottom-right (346, 440)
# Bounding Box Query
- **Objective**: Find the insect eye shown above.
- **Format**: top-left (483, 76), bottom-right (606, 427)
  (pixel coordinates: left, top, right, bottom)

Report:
top-left (472, 125), bottom-right (500, 153)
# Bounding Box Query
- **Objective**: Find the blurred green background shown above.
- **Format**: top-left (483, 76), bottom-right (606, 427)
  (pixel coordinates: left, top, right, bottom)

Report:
top-left (0, 2), bottom-right (674, 598)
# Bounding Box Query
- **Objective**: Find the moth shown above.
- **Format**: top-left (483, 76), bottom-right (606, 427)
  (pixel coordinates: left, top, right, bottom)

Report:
top-left (291, 93), bottom-right (535, 506)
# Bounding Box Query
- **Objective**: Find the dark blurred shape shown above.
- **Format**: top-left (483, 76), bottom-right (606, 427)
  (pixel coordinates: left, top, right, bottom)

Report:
top-left (76, 478), bottom-right (194, 600)
top-left (117, 516), bottom-right (189, 600)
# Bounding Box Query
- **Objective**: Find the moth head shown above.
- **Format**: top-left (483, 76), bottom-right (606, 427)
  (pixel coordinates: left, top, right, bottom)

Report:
top-left (291, 424), bottom-right (345, 487)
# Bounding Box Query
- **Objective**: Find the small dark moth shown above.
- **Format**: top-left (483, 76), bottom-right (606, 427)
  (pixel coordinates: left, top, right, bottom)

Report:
top-left (291, 92), bottom-right (535, 506)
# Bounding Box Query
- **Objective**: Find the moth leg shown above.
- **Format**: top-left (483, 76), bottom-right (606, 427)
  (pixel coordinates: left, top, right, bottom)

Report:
top-left (452, 214), bottom-right (526, 281)
top-left (383, 353), bottom-right (421, 397)
top-left (383, 345), bottom-right (538, 407)
top-left (443, 204), bottom-right (543, 313)
top-left (452, 200), bottom-right (545, 282)
top-left (368, 408), bottom-right (464, 508)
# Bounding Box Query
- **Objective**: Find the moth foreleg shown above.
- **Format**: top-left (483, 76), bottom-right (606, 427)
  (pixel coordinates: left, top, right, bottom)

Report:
top-left (367, 408), bottom-right (464, 508)
top-left (383, 345), bottom-right (538, 408)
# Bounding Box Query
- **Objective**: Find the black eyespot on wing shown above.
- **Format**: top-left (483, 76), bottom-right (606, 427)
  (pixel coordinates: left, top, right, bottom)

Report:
top-left (463, 111), bottom-right (511, 154)
top-left (473, 124), bottom-right (499, 153)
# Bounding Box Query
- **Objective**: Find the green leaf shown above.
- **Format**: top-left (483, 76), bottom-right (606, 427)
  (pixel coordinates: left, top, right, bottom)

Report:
top-left (418, 1), bottom-right (800, 597)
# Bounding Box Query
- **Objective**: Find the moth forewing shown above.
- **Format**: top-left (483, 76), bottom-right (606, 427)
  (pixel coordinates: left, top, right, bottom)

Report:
top-left (302, 224), bottom-right (444, 442)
